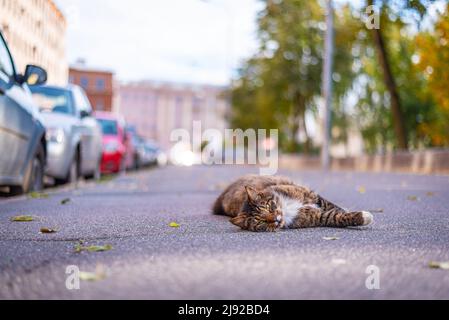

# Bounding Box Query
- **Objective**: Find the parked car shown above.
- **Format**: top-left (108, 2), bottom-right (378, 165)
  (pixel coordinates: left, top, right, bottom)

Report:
top-left (95, 112), bottom-right (127, 174)
top-left (124, 125), bottom-right (139, 170)
top-left (29, 85), bottom-right (103, 184)
top-left (0, 31), bottom-right (48, 195)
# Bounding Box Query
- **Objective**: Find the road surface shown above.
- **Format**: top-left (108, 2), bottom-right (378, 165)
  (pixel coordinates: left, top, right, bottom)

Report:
top-left (1, 165), bottom-right (449, 299)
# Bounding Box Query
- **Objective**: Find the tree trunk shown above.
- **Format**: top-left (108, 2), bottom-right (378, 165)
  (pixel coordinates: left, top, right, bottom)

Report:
top-left (300, 105), bottom-right (311, 154)
top-left (368, 0), bottom-right (408, 149)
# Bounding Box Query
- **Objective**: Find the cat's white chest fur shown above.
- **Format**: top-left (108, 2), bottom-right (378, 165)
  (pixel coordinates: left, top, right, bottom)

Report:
top-left (275, 193), bottom-right (303, 227)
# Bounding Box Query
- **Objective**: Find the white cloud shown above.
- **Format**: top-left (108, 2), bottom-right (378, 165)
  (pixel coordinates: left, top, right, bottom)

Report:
top-left (54, 0), bottom-right (261, 85)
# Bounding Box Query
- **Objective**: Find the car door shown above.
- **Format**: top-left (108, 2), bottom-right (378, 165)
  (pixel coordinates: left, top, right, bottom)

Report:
top-left (72, 86), bottom-right (99, 174)
top-left (0, 33), bottom-right (33, 183)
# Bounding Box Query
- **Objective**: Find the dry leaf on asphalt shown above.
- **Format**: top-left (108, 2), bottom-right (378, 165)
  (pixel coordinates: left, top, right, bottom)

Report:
top-left (323, 236), bottom-right (339, 241)
top-left (75, 244), bottom-right (113, 253)
top-left (60, 198), bottom-right (71, 205)
top-left (407, 196), bottom-right (419, 201)
top-left (40, 227), bottom-right (57, 234)
top-left (357, 186), bottom-right (366, 194)
top-left (426, 192), bottom-right (435, 197)
top-left (11, 215), bottom-right (35, 222)
top-left (428, 261), bottom-right (449, 270)
top-left (368, 208), bottom-right (384, 213)
top-left (79, 265), bottom-right (107, 281)
top-left (169, 222), bottom-right (181, 228)
top-left (28, 192), bottom-right (49, 199)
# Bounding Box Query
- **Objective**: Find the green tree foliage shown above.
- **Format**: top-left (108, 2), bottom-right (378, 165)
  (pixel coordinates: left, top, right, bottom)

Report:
top-left (231, 0), bottom-right (443, 154)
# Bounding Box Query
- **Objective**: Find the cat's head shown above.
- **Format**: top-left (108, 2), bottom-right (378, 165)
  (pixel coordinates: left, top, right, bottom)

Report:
top-left (230, 186), bottom-right (284, 232)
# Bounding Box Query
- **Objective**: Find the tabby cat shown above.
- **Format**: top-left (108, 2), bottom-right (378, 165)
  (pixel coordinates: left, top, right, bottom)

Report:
top-left (213, 175), bottom-right (373, 232)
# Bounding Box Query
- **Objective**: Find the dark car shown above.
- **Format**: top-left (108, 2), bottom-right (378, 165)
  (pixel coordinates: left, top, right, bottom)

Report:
top-left (0, 31), bottom-right (48, 195)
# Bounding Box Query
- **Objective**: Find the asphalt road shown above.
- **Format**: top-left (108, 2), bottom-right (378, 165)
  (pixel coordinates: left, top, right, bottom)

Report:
top-left (1, 165), bottom-right (449, 299)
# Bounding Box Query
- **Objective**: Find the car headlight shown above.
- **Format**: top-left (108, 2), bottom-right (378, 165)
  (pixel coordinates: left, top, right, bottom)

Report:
top-left (46, 128), bottom-right (65, 144)
top-left (103, 141), bottom-right (119, 153)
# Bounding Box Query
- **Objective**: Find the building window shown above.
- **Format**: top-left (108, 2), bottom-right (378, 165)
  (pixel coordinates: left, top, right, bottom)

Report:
top-left (80, 77), bottom-right (89, 89)
top-left (69, 75), bottom-right (75, 84)
top-left (96, 78), bottom-right (105, 91)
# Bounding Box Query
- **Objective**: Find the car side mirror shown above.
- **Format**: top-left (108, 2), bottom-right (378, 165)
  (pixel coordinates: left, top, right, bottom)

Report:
top-left (80, 110), bottom-right (91, 119)
top-left (23, 65), bottom-right (47, 86)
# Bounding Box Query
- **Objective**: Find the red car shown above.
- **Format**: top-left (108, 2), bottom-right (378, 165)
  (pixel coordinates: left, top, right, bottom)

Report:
top-left (94, 112), bottom-right (128, 174)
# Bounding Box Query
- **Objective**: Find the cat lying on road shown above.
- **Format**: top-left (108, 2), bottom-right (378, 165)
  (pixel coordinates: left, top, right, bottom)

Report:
top-left (213, 175), bottom-right (373, 232)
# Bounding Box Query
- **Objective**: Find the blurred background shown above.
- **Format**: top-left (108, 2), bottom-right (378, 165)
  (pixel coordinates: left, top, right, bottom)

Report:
top-left (1, 0), bottom-right (449, 195)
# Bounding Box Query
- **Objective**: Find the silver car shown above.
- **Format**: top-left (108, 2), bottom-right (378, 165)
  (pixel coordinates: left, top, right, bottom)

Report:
top-left (0, 31), bottom-right (48, 195)
top-left (30, 85), bottom-right (102, 184)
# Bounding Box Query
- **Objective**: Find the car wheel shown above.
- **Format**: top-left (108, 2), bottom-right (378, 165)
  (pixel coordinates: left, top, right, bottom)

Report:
top-left (56, 152), bottom-right (79, 185)
top-left (67, 156), bottom-right (79, 184)
top-left (85, 160), bottom-right (101, 181)
top-left (10, 144), bottom-right (45, 195)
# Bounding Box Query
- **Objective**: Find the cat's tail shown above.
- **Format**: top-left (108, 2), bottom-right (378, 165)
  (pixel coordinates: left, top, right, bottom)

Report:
top-left (212, 194), bottom-right (226, 216)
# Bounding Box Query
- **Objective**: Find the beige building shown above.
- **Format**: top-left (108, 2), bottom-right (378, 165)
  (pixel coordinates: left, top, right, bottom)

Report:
top-left (117, 81), bottom-right (229, 149)
top-left (0, 0), bottom-right (67, 85)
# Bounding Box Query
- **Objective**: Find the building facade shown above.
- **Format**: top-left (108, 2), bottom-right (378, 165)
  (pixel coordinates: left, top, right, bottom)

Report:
top-left (117, 81), bottom-right (229, 149)
top-left (69, 66), bottom-right (115, 112)
top-left (0, 0), bottom-right (67, 85)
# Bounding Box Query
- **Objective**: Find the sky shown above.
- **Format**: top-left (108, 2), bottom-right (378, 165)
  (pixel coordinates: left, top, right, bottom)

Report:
top-left (54, 0), bottom-right (446, 86)
top-left (54, 0), bottom-right (263, 86)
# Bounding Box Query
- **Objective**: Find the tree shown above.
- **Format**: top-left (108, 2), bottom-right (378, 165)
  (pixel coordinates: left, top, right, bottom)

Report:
top-left (416, 3), bottom-right (449, 146)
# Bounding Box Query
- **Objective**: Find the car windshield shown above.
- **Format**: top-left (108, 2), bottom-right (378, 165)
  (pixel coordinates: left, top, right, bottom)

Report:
top-left (98, 119), bottom-right (118, 135)
top-left (30, 86), bottom-right (74, 115)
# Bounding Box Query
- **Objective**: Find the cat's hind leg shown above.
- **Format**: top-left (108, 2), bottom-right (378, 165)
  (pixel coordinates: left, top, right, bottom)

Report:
top-left (291, 206), bottom-right (373, 228)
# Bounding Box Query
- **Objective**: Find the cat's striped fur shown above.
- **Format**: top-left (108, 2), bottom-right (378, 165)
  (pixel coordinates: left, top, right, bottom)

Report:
top-left (213, 175), bottom-right (373, 232)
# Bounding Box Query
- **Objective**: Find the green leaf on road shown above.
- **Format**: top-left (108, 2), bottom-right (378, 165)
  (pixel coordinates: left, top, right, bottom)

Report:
top-left (323, 236), bottom-right (339, 241)
top-left (60, 198), bottom-right (71, 205)
top-left (40, 227), bottom-right (57, 234)
top-left (407, 195), bottom-right (419, 201)
top-left (75, 244), bottom-right (113, 253)
top-left (98, 175), bottom-right (115, 183)
top-left (11, 215), bottom-right (35, 222)
top-left (28, 192), bottom-right (49, 199)
top-left (169, 222), bottom-right (181, 228)
top-left (429, 261), bottom-right (449, 270)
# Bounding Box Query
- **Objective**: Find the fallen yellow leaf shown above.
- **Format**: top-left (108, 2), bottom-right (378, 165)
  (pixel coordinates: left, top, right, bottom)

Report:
top-left (323, 236), bottom-right (339, 241)
top-left (79, 265), bottom-right (107, 281)
top-left (28, 192), bottom-right (49, 199)
top-left (75, 244), bottom-right (113, 253)
top-left (368, 208), bottom-right (384, 213)
top-left (426, 192), bottom-right (435, 197)
top-left (40, 227), bottom-right (57, 234)
top-left (11, 215), bottom-right (34, 222)
top-left (357, 186), bottom-right (366, 194)
top-left (407, 196), bottom-right (419, 201)
top-left (429, 261), bottom-right (449, 270)
top-left (169, 222), bottom-right (181, 228)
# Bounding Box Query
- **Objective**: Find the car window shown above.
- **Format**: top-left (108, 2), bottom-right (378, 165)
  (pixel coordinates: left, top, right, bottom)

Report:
top-left (72, 86), bottom-right (92, 114)
top-left (0, 35), bottom-right (14, 79)
top-left (30, 86), bottom-right (75, 115)
top-left (98, 119), bottom-right (118, 135)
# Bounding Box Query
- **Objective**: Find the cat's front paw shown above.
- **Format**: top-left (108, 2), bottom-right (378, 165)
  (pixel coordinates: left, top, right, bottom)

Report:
top-left (361, 211), bottom-right (374, 226)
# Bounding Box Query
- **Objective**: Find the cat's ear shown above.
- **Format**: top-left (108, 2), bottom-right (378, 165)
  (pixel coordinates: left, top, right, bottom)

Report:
top-left (230, 214), bottom-right (247, 229)
top-left (245, 186), bottom-right (260, 203)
